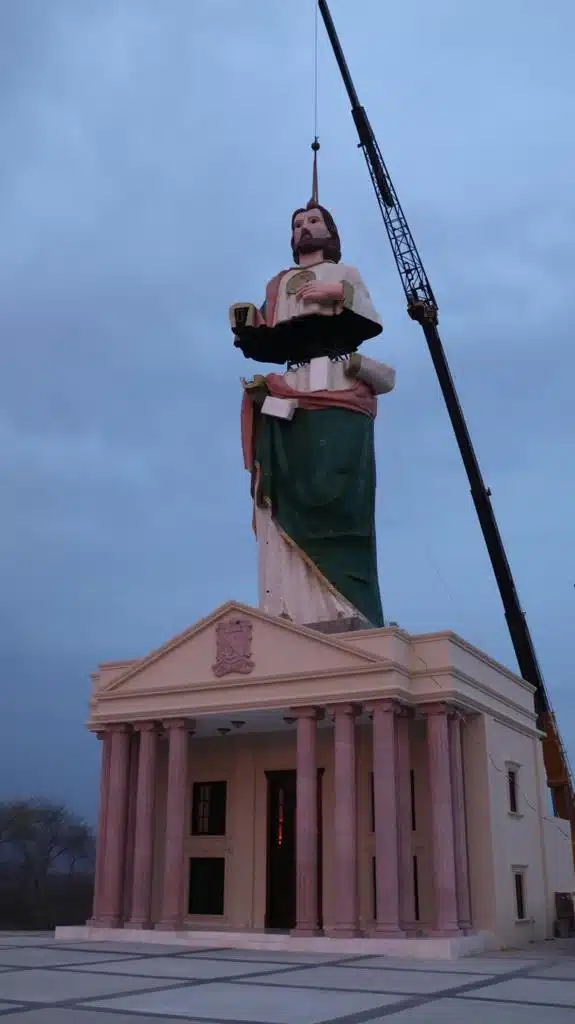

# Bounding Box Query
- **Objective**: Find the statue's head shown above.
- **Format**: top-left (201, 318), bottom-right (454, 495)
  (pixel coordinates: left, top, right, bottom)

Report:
top-left (291, 201), bottom-right (341, 265)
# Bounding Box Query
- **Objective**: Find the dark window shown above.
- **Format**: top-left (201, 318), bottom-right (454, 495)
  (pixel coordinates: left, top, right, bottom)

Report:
top-left (191, 781), bottom-right (227, 836)
top-left (188, 857), bottom-right (225, 915)
top-left (514, 871), bottom-right (526, 920)
top-left (508, 769), bottom-right (518, 814)
top-left (369, 772), bottom-right (375, 833)
top-left (413, 854), bottom-right (420, 922)
top-left (410, 769), bottom-right (416, 831)
top-left (372, 855), bottom-right (377, 920)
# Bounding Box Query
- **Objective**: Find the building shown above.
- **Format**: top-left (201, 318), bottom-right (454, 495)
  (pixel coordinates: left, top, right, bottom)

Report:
top-left (57, 600), bottom-right (574, 957)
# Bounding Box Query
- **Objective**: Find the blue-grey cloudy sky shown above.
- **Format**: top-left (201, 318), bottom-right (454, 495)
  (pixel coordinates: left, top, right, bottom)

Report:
top-left (1, 0), bottom-right (573, 822)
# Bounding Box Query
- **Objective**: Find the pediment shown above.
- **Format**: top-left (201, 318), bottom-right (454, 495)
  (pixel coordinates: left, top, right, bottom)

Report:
top-left (98, 601), bottom-right (385, 696)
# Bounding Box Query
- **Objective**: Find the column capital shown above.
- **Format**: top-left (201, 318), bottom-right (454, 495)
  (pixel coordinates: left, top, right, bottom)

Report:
top-left (448, 707), bottom-right (469, 724)
top-left (327, 702), bottom-right (361, 719)
top-left (94, 723), bottom-right (126, 737)
top-left (133, 720), bottom-right (161, 734)
top-left (420, 702), bottom-right (469, 722)
top-left (419, 701), bottom-right (454, 718)
top-left (291, 706), bottom-right (325, 721)
top-left (162, 717), bottom-right (195, 733)
top-left (365, 698), bottom-right (408, 717)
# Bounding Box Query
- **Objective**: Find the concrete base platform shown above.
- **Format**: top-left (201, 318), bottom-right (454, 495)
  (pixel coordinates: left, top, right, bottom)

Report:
top-left (55, 924), bottom-right (498, 960)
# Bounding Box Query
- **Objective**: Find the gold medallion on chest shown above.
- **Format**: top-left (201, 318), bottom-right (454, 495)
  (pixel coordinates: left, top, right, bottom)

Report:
top-left (285, 269), bottom-right (316, 296)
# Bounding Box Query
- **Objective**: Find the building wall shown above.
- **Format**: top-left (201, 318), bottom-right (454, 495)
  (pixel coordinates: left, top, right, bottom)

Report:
top-left (485, 716), bottom-right (551, 945)
top-left (542, 816), bottom-right (575, 903)
top-left (534, 733), bottom-right (575, 930)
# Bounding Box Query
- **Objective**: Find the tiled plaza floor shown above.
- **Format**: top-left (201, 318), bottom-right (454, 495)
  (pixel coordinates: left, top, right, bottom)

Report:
top-left (0, 932), bottom-right (573, 1022)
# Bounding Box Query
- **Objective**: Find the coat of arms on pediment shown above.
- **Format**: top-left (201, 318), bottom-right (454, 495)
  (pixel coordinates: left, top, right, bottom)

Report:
top-left (212, 617), bottom-right (255, 678)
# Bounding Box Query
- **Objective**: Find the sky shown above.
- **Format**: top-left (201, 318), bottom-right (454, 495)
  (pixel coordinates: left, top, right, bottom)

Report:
top-left (0, 0), bottom-right (573, 824)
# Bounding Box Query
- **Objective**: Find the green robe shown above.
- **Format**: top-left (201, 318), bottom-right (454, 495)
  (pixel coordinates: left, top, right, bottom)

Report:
top-left (255, 405), bottom-right (384, 627)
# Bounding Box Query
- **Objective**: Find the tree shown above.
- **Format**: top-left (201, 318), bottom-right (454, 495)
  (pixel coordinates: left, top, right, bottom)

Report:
top-left (0, 799), bottom-right (95, 928)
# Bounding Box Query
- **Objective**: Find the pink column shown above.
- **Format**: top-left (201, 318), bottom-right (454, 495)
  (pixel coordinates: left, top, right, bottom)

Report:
top-left (158, 718), bottom-right (192, 931)
top-left (329, 704), bottom-right (360, 936)
top-left (292, 707), bottom-right (321, 935)
top-left (448, 712), bottom-right (472, 931)
top-left (98, 723), bottom-right (131, 927)
top-left (88, 728), bottom-right (112, 925)
top-left (122, 731), bottom-right (140, 923)
top-left (396, 707), bottom-right (416, 934)
top-left (424, 704), bottom-right (460, 936)
top-left (128, 723), bottom-right (159, 929)
top-left (369, 700), bottom-right (404, 935)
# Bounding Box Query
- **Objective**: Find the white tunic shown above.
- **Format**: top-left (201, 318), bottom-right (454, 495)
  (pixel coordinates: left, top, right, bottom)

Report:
top-left (271, 261), bottom-right (381, 329)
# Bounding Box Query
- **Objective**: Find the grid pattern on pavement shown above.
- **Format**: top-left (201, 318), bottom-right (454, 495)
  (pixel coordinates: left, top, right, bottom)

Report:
top-left (0, 933), bottom-right (573, 1023)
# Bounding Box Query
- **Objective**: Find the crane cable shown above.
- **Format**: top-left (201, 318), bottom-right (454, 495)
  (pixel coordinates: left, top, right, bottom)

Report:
top-left (311, 0), bottom-right (320, 203)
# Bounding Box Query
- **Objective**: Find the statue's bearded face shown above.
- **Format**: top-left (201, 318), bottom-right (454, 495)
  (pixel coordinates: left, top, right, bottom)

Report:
top-left (290, 203), bottom-right (342, 265)
top-left (292, 208), bottom-right (331, 258)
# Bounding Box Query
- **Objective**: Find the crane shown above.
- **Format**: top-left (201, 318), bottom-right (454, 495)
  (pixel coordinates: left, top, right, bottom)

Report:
top-left (317, 0), bottom-right (575, 859)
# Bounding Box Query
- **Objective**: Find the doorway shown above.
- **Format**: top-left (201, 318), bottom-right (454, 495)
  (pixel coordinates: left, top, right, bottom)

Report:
top-left (265, 769), bottom-right (323, 931)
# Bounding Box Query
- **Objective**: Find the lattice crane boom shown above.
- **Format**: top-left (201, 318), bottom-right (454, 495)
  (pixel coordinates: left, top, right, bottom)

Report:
top-left (317, 0), bottom-right (574, 842)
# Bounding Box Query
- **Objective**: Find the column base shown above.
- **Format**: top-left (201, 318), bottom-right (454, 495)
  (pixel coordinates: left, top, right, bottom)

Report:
top-left (324, 926), bottom-right (363, 938)
top-left (371, 925), bottom-right (406, 937)
top-left (126, 920), bottom-right (153, 931)
top-left (290, 926), bottom-right (323, 937)
top-left (427, 927), bottom-right (462, 937)
top-left (92, 917), bottom-right (123, 929)
top-left (156, 920), bottom-right (183, 932)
